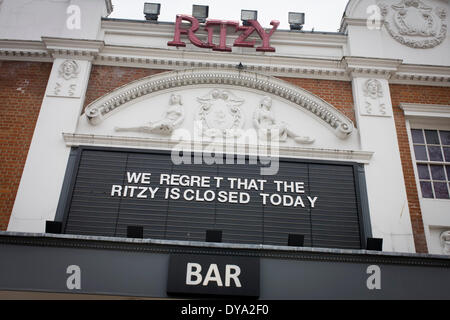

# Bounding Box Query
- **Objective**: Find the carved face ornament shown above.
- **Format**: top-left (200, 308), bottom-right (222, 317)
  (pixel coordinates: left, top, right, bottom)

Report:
top-left (58, 60), bottom-right (79, 80)
top-left (363, 79), bottom-right (383, 99)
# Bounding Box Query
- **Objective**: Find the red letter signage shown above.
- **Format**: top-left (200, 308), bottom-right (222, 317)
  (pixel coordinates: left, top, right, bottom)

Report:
top-left (168, 15), bottom-right (279, 52)
top-left (246, 20), bottom-right (279, 52)
top-left (167, 14), bottom-right (212, 48)
top-left (204, 20), bottom-right (239, 52)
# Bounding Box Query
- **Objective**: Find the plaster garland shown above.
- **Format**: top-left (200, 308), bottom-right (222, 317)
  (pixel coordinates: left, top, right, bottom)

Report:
top-left (84, 69), bottom-right (354, 139)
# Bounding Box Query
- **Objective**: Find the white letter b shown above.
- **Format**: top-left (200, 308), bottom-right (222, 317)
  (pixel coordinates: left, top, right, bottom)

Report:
top-left (186, 263), bottom-right (202, 285)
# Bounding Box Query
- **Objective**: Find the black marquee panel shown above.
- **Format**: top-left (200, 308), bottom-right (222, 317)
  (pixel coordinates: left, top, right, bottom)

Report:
top-left (62, 147), bottom-right (365, 249)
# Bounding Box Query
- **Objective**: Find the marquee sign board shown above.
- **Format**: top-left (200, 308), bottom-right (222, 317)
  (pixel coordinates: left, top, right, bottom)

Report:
top-left (61, 147), bottom-right (366, 250)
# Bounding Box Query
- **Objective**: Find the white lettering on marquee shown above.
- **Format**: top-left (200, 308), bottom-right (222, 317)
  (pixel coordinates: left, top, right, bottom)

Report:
top-left (110, 172), bottom-right (319, 208)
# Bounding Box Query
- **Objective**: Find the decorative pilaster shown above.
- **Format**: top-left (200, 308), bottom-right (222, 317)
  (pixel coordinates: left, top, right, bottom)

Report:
top-left (352, 73), bottom-right (416, 253)
top-left (7, 39), bottom-right (102, 232)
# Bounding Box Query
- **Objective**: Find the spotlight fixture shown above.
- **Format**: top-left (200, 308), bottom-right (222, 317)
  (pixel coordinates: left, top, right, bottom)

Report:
top-left (288, 234), bottom-right (305, 247)
top-left (288, 12), bottom-right (305, 30)
top-left (205, 230), bottom-right (222, 243)
top-left (127, 225), bottom-right (144, 239)
top-left (144, 2), bottom-right (161, 21)
top-left (45, 221), bottom-right (62, 234)
top-left (366, 237), bottom-right (383, 251)
top-left (192, 5), bottom-right (209, 23)
top-left (241, 9), bottom-right (257, 26)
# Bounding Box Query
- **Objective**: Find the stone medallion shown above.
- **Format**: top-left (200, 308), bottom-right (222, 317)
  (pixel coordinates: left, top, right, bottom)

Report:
top-left (196, 89), bottom-right (245, 138)
top-left (379, 0), bottom-right (447, 48)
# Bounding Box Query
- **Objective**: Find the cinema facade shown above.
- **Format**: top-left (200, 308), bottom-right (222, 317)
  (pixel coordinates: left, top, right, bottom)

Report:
top-left (0, 0), bottom-right (449, 299)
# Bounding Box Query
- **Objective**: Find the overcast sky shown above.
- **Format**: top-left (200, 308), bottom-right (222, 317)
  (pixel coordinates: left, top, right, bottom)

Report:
top-left (109, 0), bottom-right (349, 32)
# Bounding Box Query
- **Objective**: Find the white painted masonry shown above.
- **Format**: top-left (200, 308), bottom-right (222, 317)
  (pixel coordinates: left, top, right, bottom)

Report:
top-left (2, 0), bottom-right (450, 253)
top-left (7, 57), bottom-right (92, 232)
top-left (352, 76), bottom-right (415, 252)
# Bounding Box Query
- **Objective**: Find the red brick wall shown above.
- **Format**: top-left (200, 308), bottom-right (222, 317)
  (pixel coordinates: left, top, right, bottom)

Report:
top-left (0, 61), bottom-right (52, 230)
top-left (280, 77), bottom-right (356, 125)
top-left (83, 65), bottom-right (168, 111)
top-left (390, 84), bottom-right (450, 253)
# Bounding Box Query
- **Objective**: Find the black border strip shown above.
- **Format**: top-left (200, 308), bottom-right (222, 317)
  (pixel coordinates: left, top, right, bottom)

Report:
top-left (0, 232), bottom-right (449, 267)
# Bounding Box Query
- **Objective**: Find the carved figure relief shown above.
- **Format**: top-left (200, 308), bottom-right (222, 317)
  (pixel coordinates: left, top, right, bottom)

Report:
top-left (440, 230), bottom-right (450, 255)
top-left (115, 94), bottom-right (184, 135)
top-left (196, 89), bottom-right (245, 138)
top-left (361, 79), bottom-right (388, 116)
top-left (253, 96), bottom-right (314, 144)
top-left (49, 59), bottom-right (80, 97)
top-left (379, 0), bottom-right (447, 48)
top-left (58, 60), bottom-right (79, 80)
top-left (84, 69), bottom-right (354, 138)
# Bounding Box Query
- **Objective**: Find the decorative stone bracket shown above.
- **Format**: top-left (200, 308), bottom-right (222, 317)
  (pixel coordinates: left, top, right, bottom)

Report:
top-left (84, 68), bottom-right (355, 139)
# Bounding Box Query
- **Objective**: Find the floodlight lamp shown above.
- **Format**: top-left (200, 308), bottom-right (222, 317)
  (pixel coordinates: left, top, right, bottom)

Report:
top-left (144, 3), bottom-right (161, 21)
top-left (289, 12), bottom-right (305, 30)
top-left (192, 5), bottom-right (209, 23)
top-left (241, 10), bottom-right (257, 26)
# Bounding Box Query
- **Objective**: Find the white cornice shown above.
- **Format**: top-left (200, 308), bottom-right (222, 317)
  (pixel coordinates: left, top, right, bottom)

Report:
top-left (95, 45), bottom-right (349, 80)
top-left (0, 39), bottom-right (52, 61)
top-left (1, 38), bottom-right (450, 86)
top-left (342, 56), bottom-right (403, 79)
top-left (401, 103), bottom-right (450, 118)
top-left (42, 37), bottom-right (105, 60)
top-left (391, 64), bottom-right (450, 86)
top-left (340, 17), bottom-right (370, 33)
top-left (62, 133), bottom-right (374, 164)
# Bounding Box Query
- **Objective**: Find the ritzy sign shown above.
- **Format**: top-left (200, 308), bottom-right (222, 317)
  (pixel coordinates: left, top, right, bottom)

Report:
top-left (168, 14), bottom-right (279, 52)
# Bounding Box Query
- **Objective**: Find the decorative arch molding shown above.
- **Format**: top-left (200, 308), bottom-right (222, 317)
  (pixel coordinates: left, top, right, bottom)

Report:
top-left (343, 0), bottom-right (359, 18)
top-left (84, 68), bottom-right (354, 139)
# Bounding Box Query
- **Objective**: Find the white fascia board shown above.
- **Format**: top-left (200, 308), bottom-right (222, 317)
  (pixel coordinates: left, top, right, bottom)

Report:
top-left (62, 133), bottom-right (374, 164)
top-left (1, 38), bottom-right (449, 86)
top-left (42, 37), bottom-right (105, 56)
top-left (95, 45), bottom-right (349, 80)
top-left (401, 103), bottom-right (450, 119)
top-left (343, 56), bottom-right (403, 71)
